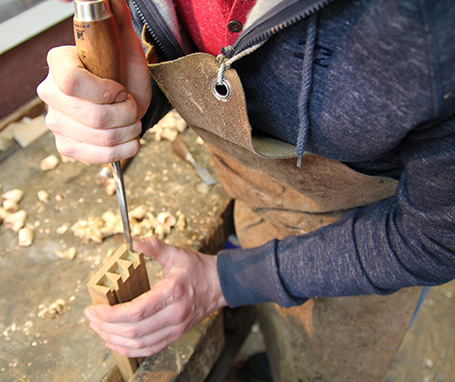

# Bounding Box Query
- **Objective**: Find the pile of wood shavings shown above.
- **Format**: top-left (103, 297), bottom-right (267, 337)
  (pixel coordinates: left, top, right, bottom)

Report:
top-left (0, 187), bottom-right (34, 247)
top-left (149, 109), bottom-right (187, 142)
top-left (37, 298), bottom-right (70, 319)
top-left (71, 205), bottom-right (186, 243)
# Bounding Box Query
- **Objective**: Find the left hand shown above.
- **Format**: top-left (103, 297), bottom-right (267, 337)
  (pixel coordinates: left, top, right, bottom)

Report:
top-left (84, 237), bottom-right (227, 357)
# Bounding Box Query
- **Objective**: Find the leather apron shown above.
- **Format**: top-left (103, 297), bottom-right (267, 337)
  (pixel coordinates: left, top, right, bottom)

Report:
top-left (143, 33), bottom-right (421, 382)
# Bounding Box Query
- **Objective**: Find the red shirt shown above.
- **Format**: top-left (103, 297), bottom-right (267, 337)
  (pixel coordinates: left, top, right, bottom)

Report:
top-left (174, 0), bottom-right (257, 56)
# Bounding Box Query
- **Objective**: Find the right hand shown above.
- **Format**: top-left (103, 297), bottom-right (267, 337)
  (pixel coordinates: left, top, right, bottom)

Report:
top-left (37, 0), bottom-right (152, 164)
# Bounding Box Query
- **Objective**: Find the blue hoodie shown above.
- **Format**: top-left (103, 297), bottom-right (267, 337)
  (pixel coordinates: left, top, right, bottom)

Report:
top-left (131, 0), bottom-right (455, 307)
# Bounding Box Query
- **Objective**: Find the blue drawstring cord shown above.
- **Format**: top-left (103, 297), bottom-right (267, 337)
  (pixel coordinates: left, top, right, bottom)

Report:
top-left (296, 15), bottom-right (317, 167)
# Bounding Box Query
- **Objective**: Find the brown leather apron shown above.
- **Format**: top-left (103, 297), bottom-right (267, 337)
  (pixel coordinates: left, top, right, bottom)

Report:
top-left (143, 33), bottom-right (421, 381)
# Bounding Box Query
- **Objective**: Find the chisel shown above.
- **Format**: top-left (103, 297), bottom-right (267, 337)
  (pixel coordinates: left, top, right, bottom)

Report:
top-left (171, 137), bottom-right (217, 186)
top-left (73, 0), bottom-right (133, 251)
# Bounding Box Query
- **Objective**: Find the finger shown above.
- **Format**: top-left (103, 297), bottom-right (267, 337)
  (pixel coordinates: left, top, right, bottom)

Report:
top-left (46, 109), bottom-right (142, 147)
top-left (86, 286), bottom-right (169, 324)
top-left (53, 133), bottom-right (140, 164)
top-left (88, 307), bottom-right (190, 357)
top-left (88, 315), bottom-right (179, 349)
top-left (106, 335), bottom-right (179, 358)
top-left (133, 237), bottom-right (168, 260)
top-left (46, 46), bottom-right (127, 104)
top-left (40, 79), bottom-right (137, 130)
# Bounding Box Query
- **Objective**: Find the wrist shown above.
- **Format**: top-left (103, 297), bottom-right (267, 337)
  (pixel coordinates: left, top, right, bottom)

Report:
top-left (208, 254), bottom-right (227, 310)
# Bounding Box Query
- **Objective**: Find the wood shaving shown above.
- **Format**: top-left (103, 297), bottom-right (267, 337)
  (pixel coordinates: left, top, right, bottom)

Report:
top-left (0, 207), bottom-right (8, 223)
top-left (157, 211), bottom-right (176, 227)
top-left (40, 154), bottom-right (60, 171)
top-left (37, 190), bottom-right (50, 203)
top-left (54, 247), bottom-right (77, 260)
top-left (37, 298), bottom-right (69, 319)
top-left (104, 178), bottom-right (116, 196)
top-left (4, 210), bottom-right (27, 232)
top-left (1, 188), bottom-right (24, 203)
top-left (18, 226), bottom-right (35, 247)
top-left (71, 217), bottom-right (105, 243)
top-left (71, 207), bottom-right (185, 243)
top-left (129, 205), bottom-right (148, 220)
top-left (176, 214), bottom-right (186, 230)
top-left (56, 224), bottom-right (69, 235)
top-left (2, 199), bottom-right (19, 213)
top-left (149, 110), bottom-right (187, 142)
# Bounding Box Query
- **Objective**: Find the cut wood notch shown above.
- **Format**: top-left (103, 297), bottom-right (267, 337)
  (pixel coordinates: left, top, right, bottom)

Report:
top-left (87, 244), bottom-right (150, 381)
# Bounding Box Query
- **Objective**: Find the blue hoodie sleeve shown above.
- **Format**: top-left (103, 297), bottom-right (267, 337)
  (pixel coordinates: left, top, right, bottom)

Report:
top-left (217, 116), bottom-right (455, 308)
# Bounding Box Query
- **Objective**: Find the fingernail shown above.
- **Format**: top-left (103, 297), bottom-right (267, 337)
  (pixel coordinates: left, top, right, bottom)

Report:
top-left (114, 91), bottom-right (127, 103)
top-left (85, 308), bottom-right (96, 319)
top-left (132, 238), bottom-right (144, 250)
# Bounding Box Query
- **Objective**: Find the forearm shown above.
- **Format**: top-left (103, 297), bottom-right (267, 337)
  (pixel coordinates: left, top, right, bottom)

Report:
top-left (218, 120), bottom-right (455, 307)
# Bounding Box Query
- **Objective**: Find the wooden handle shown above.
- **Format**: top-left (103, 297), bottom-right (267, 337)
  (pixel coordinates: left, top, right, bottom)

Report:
top-left (73, 0), bottom-right (121, 82)
top-left (171, 137), bottom-right (191, 161)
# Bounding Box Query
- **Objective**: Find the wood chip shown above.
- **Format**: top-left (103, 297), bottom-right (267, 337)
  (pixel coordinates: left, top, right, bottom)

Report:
top-left (18, 226), bottom-right (35, 247)
top-left (4, 210), bottom-right (27, 232)
top-left (54, 247), bottom-right (77, 260)
top-left (37, 190), bottom-right (50, 203)
top-left (40, 154), bottom-right (60, 171)
top-left (1, 188), bottom-right (24, 203)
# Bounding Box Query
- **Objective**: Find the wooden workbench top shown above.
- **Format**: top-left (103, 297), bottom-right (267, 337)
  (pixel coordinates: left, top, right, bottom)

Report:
top-left (0, 119), bottom-right (232, 382)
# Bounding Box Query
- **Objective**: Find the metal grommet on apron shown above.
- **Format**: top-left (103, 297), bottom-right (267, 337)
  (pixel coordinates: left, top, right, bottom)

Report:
top-left (211, 78), bottom-right (233, 102)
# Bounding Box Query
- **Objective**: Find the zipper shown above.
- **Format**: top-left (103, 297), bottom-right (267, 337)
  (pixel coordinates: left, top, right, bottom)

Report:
top-left (229, 0), bottom-right (334, 59)
top-left (130, 0), bottom-right (185, 60)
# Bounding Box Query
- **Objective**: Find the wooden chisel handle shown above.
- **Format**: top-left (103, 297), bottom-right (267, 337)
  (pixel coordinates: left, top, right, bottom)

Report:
top-left (171, 136), bottom-right (193, 162)
top-left (73, 0), bottom-right (121, 82)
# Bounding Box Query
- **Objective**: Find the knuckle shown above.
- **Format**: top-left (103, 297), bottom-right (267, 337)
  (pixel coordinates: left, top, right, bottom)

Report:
top-left (123, 326), bottom-right (139, 339)
top-left (86, 109), bottom-right (109, 129)
top-left (104, 147), bottom-right (122, 164)
top-left (173, 306), bottom-right (190, 324)
top-left (44, 113), bottom-right (58, 132)
top-left (97, 129), bottom-right (117, 147)
top-left (36, 80), bottom-right (47, 100)
top-left (133, 121), bottom-right (142, 137)
top-left (129, 308), bottom-right (146, 323)
top-left (56, 144), bottom-right (74, 159)
top-left (127, 99), bottom-right (138, 125)
top-left (171, 283), bottom-right (186, 302)
top-left (95, 89), bottom-right (112, 105)
top-left (57, 73), bottom-right (80, 97)
top-left (113, 346), bottom-right (129, 357)
top-left (131, 340), bottom-right (146, 350)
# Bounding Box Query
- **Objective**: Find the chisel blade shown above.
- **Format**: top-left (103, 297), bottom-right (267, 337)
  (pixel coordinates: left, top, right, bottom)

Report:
top-left (112, 161), bottom-right (133, 251)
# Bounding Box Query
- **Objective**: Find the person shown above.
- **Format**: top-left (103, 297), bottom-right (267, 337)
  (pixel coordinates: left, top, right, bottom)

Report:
top-left (37, 0), bottom-right (455, 380)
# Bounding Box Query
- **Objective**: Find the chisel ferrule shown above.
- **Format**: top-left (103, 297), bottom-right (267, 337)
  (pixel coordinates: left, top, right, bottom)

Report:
top-left (74, 0), bottom-right (111, 23)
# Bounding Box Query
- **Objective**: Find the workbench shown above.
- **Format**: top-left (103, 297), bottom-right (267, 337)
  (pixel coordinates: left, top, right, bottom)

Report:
top-left (0, 110), bottom-right (235, 382)
top-left (1, 105), bottom-right (455, 382)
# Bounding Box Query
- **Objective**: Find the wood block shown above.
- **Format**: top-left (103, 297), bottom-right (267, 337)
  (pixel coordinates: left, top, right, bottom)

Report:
top-left (13, 115), bottom-right (48, 148)
top-left (87, 244), bottom-right (151, 381)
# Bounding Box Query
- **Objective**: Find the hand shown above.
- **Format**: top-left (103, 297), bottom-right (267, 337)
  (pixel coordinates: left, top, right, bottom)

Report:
top-left (36, 0), bottom-right (152, 164)
top-left (84, 237), bottom-right (227, 358)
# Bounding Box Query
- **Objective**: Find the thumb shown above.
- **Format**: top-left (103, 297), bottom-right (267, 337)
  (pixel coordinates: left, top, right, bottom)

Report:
top-left (133, 237), bottom-right (169, 263)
